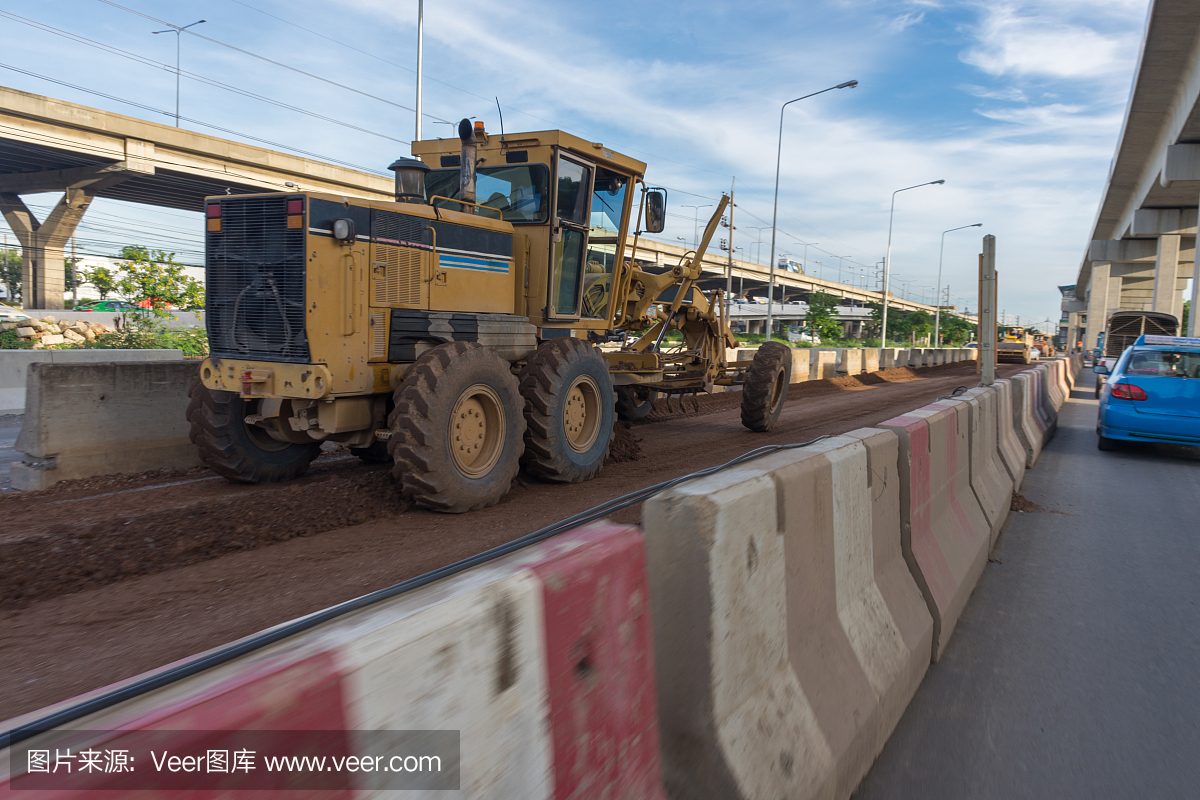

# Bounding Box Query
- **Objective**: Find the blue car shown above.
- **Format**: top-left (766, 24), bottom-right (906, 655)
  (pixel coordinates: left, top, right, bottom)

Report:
top-left (1094, 334), bottom-right (1200, 450)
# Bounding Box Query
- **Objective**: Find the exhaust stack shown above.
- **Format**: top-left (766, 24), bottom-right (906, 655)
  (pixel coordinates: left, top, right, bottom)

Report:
top-left (458, 118), bottom-right (477, 213)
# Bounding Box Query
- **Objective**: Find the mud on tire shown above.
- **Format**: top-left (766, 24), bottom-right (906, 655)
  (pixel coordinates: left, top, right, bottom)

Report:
top-left (740, 341), bottom-right (791, 432)
top-left (186, 376), bottom-right (320, 483)
top-left (519, 338), bottom-right (615, 483)
top-left (388, 341), bottom-right (525, 513)
top-left (615, 385), bottom-right (653, 422)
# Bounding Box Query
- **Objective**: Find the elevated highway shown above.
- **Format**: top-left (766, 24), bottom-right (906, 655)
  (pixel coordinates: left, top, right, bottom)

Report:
top-left (0, 85), bottom-right (946, 318)
top-left (1068, 0), bottom-right (1200, 347)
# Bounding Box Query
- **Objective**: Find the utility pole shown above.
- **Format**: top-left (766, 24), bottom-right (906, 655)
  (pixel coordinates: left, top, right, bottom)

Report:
top-left (414, 0), bottom-right (424, 145)
top-left (152, 19), bottom-right (206, 127)
top-left (725, 178), bottom-right (735, 321)
top-left (70, 236), bottom-right (77, 307)
top-left (980, 235), bottom-right (997, 385)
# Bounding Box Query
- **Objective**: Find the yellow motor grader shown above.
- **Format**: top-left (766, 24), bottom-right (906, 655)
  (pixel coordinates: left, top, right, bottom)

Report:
top-left (191, 120), bottom-right (792, 512)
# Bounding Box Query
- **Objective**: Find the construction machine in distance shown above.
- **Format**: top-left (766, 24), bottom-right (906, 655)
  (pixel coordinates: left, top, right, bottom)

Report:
top-left (190, 119), bottom-right (792, 513)
top-left (997, 326), bottom-right (1035, 364)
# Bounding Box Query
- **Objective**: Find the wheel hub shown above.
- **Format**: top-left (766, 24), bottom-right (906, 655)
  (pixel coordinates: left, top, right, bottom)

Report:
top-left (564, 375), bottom-right (602, 453)
top-left (450, 384), bottom-right (505, 478)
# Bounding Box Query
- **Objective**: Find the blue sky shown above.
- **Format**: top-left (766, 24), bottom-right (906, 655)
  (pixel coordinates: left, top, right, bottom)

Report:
top-left (0, 0), bottom-right (1151, 326)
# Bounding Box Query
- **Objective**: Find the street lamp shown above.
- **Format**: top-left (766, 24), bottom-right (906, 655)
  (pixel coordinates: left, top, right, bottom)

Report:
top-left (836, 255), bottom-right (851, 285)
top-left (767, 79), bottom-right (858, 338)
top-left (881, 179), bottom-right (944, 346)
top-left (681, 204), bottom-right (713, 249)
top-left (152, 19), bottom-right (206, 127)
top-left (747, 226), bottom-right (771, 265)
top-left (935, 223), bottom-right (982, 346)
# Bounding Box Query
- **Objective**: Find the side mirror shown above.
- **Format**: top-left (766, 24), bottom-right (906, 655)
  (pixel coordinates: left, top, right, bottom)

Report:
top-left (1093, 364), bottom-right (1109, 375)
top-left (644, 189), bottom-right (666, 234)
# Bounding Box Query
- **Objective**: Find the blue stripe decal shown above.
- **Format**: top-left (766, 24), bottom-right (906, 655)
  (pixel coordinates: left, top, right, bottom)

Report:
top-left (439, 254), bottom-right (510, 273)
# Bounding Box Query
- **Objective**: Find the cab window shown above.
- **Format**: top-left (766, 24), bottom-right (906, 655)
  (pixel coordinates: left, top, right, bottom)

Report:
top-left (426, 165), bottom-right (549, 223)
top-left (581, 171), bottom-right (628, 319)
top-left (549, 155), bottom-right (593, 318)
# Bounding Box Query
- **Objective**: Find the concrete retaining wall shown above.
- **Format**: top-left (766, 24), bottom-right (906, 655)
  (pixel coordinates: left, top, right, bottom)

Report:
top-left (645, 429), bottom-right (932, 800)
top-left (11, 360), bottom-right (200, 490)
top-left (0, 349), bottom-right (183, 415)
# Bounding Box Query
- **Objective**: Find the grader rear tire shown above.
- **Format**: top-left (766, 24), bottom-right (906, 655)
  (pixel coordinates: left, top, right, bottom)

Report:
top-left (186, 376), bottom-right (320, 483)
top-left (388, 341), bottom-right (525, 513)
top-left (519, 338), bottom-right (615, 483)
top-left (615, 386), bottom-right (653, 422)
top-left (740, 341), bottom-right (791, 432)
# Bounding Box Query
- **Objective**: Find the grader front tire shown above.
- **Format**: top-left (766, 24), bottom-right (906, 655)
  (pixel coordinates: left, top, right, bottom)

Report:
top-left (388, 342), bottom-right (525, 513)
top-left (519, 338), bottom-right (615, 483)
top-left (740, 341), bottom-right (791, 433)
top-left (186, 376), bottom-right (320, 483)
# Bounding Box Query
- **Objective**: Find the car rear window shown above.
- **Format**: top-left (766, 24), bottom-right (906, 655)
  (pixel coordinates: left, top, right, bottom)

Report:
top-left (1125, 349), bottom-right (1200, 378)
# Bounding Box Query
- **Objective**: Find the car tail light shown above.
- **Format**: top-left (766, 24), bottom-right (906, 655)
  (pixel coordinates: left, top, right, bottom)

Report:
top-left (1110, 382), bottom-right (1148, 401)
top-left (206, 203), bottom-right (222, 218)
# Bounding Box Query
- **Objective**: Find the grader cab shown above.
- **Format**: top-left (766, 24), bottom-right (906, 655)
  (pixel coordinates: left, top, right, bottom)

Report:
top-left (191, 119), bottom-right (791, 512)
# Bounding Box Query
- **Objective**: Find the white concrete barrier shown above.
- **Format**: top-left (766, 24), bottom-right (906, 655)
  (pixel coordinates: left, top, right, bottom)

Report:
top-left (862, 348), bottom-right (880, 373)
top-left (11, 360), bottom-right (200, 489)
top-left (811, 350), bottom-right (838, 380)
top-left (837, 348), bottom-right (864, 375)
top-left (790, 349), bottom-right (811, 383)
top-left (934, 388), bottom-right (1013, 548)
top-left (645, 429), bottom-right (932, 800)
top-left (991, 379), bottom-right (1027, 492)
top-left (0, 349), bottom-right (183, 415)
top-left (1008, 372), bottom-right (1045, 467)
top-left (0, 522), bottom-right (666, 799)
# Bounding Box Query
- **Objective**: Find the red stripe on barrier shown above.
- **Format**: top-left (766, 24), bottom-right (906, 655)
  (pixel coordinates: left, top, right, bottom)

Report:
top-left (530, 523), bottom-right (665, 800)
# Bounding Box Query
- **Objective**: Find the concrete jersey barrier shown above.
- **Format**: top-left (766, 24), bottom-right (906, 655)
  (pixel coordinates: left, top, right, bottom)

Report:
top-left (876, 402), bottom-right (990, 661)
top-left (1008, 372), bottom-right (1045, 467)
top-left (0, 522), bottom-right (665, 799)
top-left (936, 388), bottom-right (1013, 547)
top-left (644, 429), bottom-right (932, 800)
top-left (0, 349), bottom-right (183, 415)
top-left (991, 379), bottom-right (1027, 491)
top-left (11, 360), bottom-right (200, 490)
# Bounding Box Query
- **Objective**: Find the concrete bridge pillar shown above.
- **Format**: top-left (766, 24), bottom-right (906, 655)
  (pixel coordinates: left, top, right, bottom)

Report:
top-left (0, 166), bottom-right (136, 310)
top-left (1151, 234), bottom-right (1184, 320)
top-left (1085, 261), bottom-right (1114, 350)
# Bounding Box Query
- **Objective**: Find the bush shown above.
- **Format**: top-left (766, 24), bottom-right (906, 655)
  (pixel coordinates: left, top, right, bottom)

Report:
top-left (0, 327), bottom-right (33, 350)
top-left (86, 322), bottom-right (208, 357)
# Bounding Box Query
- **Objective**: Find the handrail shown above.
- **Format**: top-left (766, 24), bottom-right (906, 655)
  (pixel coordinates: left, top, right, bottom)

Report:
top-left (428, 195), bottom-right (503, 220)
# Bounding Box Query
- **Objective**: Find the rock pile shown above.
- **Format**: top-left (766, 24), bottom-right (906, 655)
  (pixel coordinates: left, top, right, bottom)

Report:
top-left (1, 315), bottom-right (112, 348)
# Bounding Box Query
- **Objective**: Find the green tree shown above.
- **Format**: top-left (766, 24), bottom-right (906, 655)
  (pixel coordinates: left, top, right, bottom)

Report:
top-left (908, 310), bottom-right (934, 344)
top-left (804, 292), bottom-right (843, 342)
top-left (1183, 300), bottom-right (1190, 334)
top-left (114, 246), bottom-right (204, 313)
top-left (1, 247), bottom-right (20, 303)
top-left (81, 265), bottom-right (118, 300)
top-left (940, 315), bottom-right (976, 345)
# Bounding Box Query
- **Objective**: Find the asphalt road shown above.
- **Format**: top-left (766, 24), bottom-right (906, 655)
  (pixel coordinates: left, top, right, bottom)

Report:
top-left (855, 368), bottom-right (1200, 799)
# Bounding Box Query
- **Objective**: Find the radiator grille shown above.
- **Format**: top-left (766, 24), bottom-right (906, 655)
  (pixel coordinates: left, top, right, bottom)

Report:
top-left (372, 245), bottom-right (423, 305)
top-left (370, 310), bottom-right (387, 358)
top-left (206, 196), bottom-right (309, 363)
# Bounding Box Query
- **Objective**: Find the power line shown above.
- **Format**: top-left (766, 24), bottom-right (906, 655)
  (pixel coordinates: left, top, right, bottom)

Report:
top-left (97, 0), bottom-right (449, 122)
top-left (0, 11), bottom-right (411, 147)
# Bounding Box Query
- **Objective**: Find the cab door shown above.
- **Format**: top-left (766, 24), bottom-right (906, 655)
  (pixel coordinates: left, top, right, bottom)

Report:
top-left (546, 153), bottom-right (593, 319)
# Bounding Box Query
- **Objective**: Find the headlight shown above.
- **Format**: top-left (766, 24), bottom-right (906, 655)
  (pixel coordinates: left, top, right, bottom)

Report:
top-left (333, 218), bottom-right (357, 244)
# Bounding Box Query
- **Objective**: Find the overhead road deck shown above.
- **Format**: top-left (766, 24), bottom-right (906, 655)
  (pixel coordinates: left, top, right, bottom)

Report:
top-left (1069, 0), bottom-right (1200, 348)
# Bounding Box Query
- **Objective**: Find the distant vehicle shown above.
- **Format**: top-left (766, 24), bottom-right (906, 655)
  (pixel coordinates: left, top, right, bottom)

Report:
top-left (0, 307), bottom-right (32, 323)
top-left (1094, 334), bottom-right (1200, 451)
top-left (76, 300), bottom-right (139, 312)
top-left (1095, 311), bottom-right (1178, 396)
top-left (997, 326), bottom-right (1035, 364)
top-left (964, 341), bottom-right (979, 349)
top-left (777, 258), bottom-right (804, 275)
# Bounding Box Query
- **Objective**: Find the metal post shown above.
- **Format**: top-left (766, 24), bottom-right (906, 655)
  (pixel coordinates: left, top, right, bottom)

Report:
top-left (415, 0), bottom-right (424, 145)
top-left (726, 178), bottom-right (735, 321)
top-left (980, 235), bottom-right (997, 385)
top-left (881, 179), bottom-right (944, 346)
top-left (767, 80), bottom-right (858, 343)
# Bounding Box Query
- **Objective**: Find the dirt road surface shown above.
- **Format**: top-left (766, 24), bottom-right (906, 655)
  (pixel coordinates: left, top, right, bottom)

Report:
top-left (1, 361), bottom-right (1025, 721)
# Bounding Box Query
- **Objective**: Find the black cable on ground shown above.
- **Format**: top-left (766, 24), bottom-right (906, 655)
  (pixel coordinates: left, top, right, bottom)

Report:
top-left (1, 433), bottom-right (833, 748)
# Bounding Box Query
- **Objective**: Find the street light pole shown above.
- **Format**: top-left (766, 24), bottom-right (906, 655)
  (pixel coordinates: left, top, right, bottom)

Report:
top-left (152, 19), bottom-right (206, 127)
top-left (415, 0), bottom-right (423, 145)
top-left (935, 222), bottom-right (982, 347)
top-left (767, 79), bottom-right (858, 340)
top-left (682, 204), bottom-right (712, 249)
top-left (881, 179), bottom-right (944, 346)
